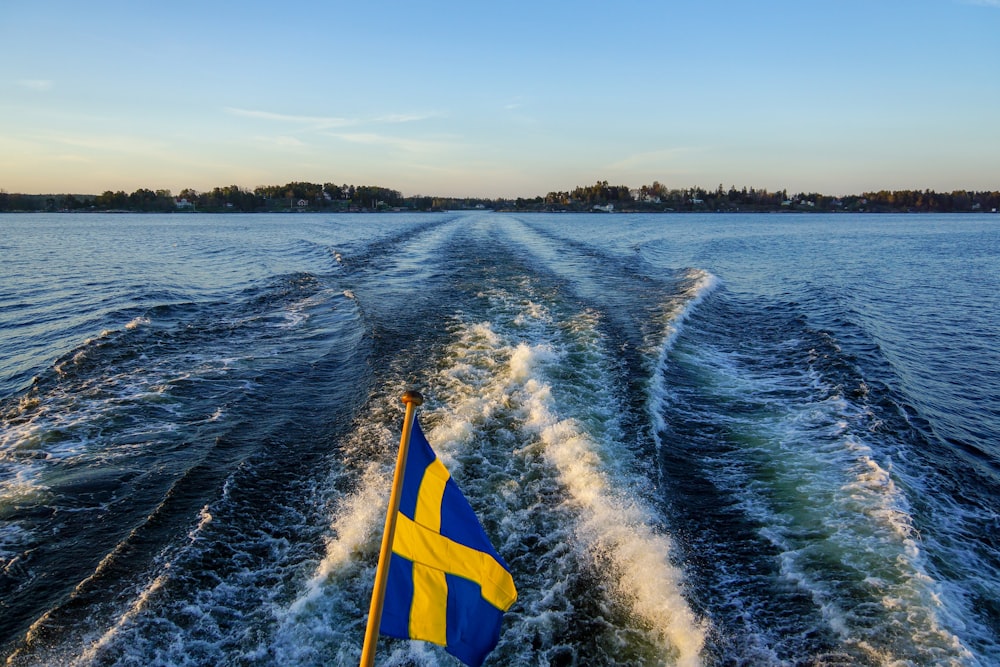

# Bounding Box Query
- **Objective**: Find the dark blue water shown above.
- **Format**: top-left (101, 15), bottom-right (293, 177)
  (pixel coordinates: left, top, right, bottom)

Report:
top-left (1, 212), bottom-right (997, 666)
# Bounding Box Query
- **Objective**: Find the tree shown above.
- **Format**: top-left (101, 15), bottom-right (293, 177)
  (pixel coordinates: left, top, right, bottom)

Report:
top-left (61, 194), bottom-right (85, 210)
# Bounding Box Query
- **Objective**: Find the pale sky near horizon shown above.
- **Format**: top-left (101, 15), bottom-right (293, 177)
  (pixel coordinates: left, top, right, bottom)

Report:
top-left (2, 0), bottom-right (998, 198)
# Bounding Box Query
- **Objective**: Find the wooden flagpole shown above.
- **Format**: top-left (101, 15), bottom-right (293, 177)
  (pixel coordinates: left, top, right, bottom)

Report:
top-left (360, 389), bottom-right (424, 667)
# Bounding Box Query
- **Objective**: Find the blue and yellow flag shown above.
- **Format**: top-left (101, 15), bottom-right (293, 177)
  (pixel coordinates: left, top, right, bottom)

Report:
top-left (379, 419), bottom-right (517, 667)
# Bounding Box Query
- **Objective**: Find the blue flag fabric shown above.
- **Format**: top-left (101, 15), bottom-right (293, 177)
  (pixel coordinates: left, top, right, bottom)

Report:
top-left (380, 419), bottom-right (517, 667)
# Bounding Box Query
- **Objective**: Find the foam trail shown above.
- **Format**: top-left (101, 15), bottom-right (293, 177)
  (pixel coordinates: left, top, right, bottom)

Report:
top-left (426, 308), bottom-right (706, 665)
top-left (290, 461), bottom-right (387, 615)
top-left (269, 421), bottom-right (398, 666)
top-left (679, 330), bottom-right (975, 664)
top-left (276, 291), bottom-right (707, 665)
top-left (646, 269), bottom-right (719, 458)
top-left (69, 575), bottom-right (170, 666)
top-left (514, 352), bottom-right (706, 666)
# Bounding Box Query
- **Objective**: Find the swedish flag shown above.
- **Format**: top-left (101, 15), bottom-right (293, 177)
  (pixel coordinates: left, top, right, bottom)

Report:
top-left (379, 419), bottom-right (517, 666)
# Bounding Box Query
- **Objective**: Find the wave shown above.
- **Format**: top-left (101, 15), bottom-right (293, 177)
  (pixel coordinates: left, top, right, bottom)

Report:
top-left (0, 273), bottom-right (363, 659)
top-left (645, 268), bottom-right (720, 464)
top-left (6, 212), bottom-right (994, 666)
top-left (653, 293), bottom-right (976, 664)
top-left (280, 271), bottom-right (709, 665)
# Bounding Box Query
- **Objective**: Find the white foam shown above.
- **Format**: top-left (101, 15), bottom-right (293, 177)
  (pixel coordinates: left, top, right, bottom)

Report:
top-left (524, 380), bottom-right (705, 665)
top-left (516, 368), bottom-right (706, 665)
top-left (70, 573), bottom-right (170, 666)
top-left (291, 461), bottom-right (388, 615)
top-left (268, 421), bottom-right (397, 665)
top-left (279, 283), bottom-right (708, 664)
top-left (426, 315), bottom-right (706, 664)
top-left (188, 505), bottom-right (213, 541)
top-left (0, 469), bottom-right (50, 520)
top-left (681, 336), bottom-right (974, 663)
top-left (646, 269), bottom-right (720, 457)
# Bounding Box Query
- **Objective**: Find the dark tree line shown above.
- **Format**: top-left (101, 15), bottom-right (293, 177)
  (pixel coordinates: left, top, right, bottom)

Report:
top-left (2, 182), bottom-right (998, 214)
top-left (0, 182), bottom-right (406, 212)
top-left (857, 189), bottom-right (1000, 213)
top-left (538, 182), bottom-right (1000, 213)
top-left (174, 182), bottom-right (405, 211)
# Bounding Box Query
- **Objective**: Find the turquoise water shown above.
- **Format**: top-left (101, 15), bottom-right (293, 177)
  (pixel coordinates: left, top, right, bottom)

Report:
top-left (1, 212), bottom-right (997, 665)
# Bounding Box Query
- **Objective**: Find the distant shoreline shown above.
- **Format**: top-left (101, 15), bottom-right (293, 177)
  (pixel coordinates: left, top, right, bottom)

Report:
top-left (3, 208), bottom-right (998, 216)
top-left (3, 181), bottom-right (998, 215)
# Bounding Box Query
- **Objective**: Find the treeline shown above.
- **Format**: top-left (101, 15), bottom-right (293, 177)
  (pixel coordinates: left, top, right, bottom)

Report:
top-left (539, 182), bottom-right (1000, 213)
top-left (0, 182), bottom-right (407, 213)
top-left (2, 181), bottom-right (999, 214)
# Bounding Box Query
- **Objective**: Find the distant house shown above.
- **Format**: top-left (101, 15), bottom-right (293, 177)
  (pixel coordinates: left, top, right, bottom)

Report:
top-left (297, 199), bottom-right (309, 208)
top-left (631, 188), bottom-right (661, 203)
top-left (175, 198), bottom-right (194, 209)
top-left (593, 203), bottom-right (614, 213)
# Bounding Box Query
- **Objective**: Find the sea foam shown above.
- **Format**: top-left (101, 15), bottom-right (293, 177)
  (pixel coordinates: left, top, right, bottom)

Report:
top-left (420, 296), bottom-right (707, 665)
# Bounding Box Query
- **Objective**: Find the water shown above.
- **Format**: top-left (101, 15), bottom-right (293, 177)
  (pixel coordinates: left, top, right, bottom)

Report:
top-left (1, 212), bottom-right (997, 666)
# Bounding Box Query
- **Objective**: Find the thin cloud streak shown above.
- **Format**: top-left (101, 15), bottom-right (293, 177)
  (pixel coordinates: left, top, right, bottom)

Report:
top-left (224, 107), bottom-right (355, 128)
top-left (224, 108), bottom-right (437, 129)
top-left (373, 113), bottom-right (439, 123)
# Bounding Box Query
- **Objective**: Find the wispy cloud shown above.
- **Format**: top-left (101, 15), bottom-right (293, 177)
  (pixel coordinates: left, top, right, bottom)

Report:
top-left (16, 79), bottom-right (53, 91)
top-left (223, 108), bottom-right (447, 156)
top-left (224, 108), bottom-right (436, 129)
top-left (326, 132), bottom-right (449, 153)
top-left (373, 113), bottom-right (438, 123)
top-left (959, 0), bottom-right (1000, 6)
top-left (224, 107), bottom-right (355, 129)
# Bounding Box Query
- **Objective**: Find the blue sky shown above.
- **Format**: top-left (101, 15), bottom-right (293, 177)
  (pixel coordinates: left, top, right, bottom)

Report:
top-left (2, 0), bottom-right (998, 197)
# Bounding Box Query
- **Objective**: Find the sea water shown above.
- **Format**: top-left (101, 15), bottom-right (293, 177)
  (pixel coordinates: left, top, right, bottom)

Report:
top-left (1, 212), bottom-right (997, 665)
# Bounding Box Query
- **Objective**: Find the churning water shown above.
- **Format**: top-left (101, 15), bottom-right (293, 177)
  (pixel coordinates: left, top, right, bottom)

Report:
top-left (1, 212), bottom-right (997, 666)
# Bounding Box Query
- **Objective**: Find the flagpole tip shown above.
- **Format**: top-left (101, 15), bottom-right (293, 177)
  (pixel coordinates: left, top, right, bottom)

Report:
top-left (402, 390), bottom-right (424, 406)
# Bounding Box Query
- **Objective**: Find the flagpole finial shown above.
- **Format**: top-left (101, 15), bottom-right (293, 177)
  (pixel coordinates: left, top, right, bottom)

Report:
top-left (402, 390), bottom-right (423, 406)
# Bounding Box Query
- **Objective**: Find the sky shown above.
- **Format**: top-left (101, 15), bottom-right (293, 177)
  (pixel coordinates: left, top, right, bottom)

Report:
top-left (2, 0), bottom-right (999, 198)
